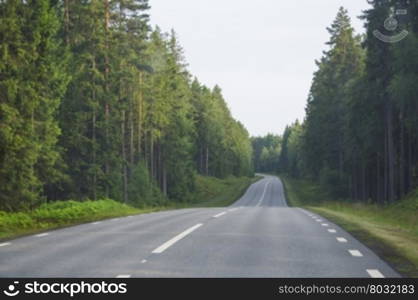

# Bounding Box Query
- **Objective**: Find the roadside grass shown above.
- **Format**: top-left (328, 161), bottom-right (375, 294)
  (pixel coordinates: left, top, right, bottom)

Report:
top-left (0, 199), bottom-right (146, 241)
top-left (189, 175), bottom-right (261, 207)
top-left (281, 175), bottom-right (418, 278)
top-left (0, 175), bottom-right (259, 241)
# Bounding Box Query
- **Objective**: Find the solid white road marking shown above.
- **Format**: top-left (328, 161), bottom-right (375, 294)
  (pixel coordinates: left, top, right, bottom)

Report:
top-left (0, 242), bottom-right (11, 247)
top-left (337, 237), bottom-right (348, 243)
top-left (141, 259), bottom-right (147, 264)
top-left (116, 275), bottom-right (131, 278)
top-left (256, 181), bottom-right (270, 207)
top-left (349, 250), bottom-right (363, 257)
top-left (321, 223), bottom-right (329, 227)
top-left (328, 229), bottom-right (337, 233)
top-left (367, 269), bottom-right (385, 278)
top-left (213, 212), bottom-right (227, 218)
top-left (35, 233), bottom-right (49, 237)
top-left (152, 223), bottom-right (203, 254)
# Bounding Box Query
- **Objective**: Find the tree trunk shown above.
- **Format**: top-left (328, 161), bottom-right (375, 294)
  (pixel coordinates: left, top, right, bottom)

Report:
top-left (407, 131), bottom-right (412, 192)
top-left (92, 57), bottom-right (97, 201)
top-left (137, 72), bottom-right (143, 162)
top-left (121, 110), bottom-right (128, 203)
top-left (205, 145), bottom-right (209, 176)
top-left (64, 0), bottom-right (70, 45)
top-left (149, 132), bottom-right (154, 179)
top-left (199, 146), bottom-right (203, 174)
top-left (129, 106), bottom-right (134, 169)
top-left (384, 128), bottom-right (388, 203)
top-left (399, 109), bottom-right (405, 198)
top-left (163, 165), bottom-right (167, 196)
top-left (376, 154), bottom-right (381, 203)
top-left (361, 159), bottom-right (366, 202)
top-left (104, 0), bottom-right (110, 197)
top-left (386, 101), bottom-right (396, 203)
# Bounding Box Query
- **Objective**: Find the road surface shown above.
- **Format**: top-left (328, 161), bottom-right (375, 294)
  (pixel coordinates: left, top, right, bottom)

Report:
top-left (0, 175), bottom-right (399, 278)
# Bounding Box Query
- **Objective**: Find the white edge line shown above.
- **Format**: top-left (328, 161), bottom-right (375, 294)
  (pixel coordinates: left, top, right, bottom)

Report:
top-left (367, 269), bottom-right (385, 278)
top-left (92, 221), bottom-right (101, 225)
top-left (152, 223), bottom-right (203, 254)
top-left (213, 212), bottom-right (227, 218)
top-left (349, 249), bottom-right (363, 257)
top-left (0, 242), bottom-right (11, 247)
top-left (116, 275), bottom-right (131, 278)
top-left (35, 233), bottom-right (49, 237)
top-left (337, 237), bottom-right (347, 243)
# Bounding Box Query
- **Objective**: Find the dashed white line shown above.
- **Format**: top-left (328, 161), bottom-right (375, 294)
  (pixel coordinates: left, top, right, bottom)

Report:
top-left (367, 269), bottom-right (385, 278)
top-left (152, 223), bottom-right (203, 254)
top-left (92, 221), bottom-right (101, 225)
top-left (256, 181), bottom-right (270, 207)
top-left (35, 233), bottom-right (49, 237)
top-left (116, 275), bottom-right (131, 278)
top-left (316, 219), bottom-right (323, 222)
top-left (213, 212), bottom-right (227, 218)
top-left (321, 223), bottom-right (329, 227)
top-left (337, 237), bottom-right (348, 243)
top-left (141, 259), bottom-right (147, 264)
top-left (349, 250), bottom-right (363, 257)
top-left (0, 242), bottom-right (11, 247)
top-left (328, 229), bottom-right (337, 233)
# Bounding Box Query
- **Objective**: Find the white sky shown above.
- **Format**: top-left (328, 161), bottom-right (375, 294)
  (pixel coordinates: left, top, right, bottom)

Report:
top-left (149, 0), bottom-right (372, 136)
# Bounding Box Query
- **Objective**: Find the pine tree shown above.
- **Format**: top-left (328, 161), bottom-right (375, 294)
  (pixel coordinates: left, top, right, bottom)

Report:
top-left (0, 0), bottom-right (69, 210)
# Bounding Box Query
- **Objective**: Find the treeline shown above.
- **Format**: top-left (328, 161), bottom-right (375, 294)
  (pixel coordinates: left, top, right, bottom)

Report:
top-left (279, 2), bottom-right (418, 204)
top-left (0, 0), bottom-right (253, 211)
top-left (251, 134), bottom-right (281, 173)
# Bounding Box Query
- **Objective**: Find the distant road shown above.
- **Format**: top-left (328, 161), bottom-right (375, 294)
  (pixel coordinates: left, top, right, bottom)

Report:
top-left (0, 175), bottom-right (399, 278)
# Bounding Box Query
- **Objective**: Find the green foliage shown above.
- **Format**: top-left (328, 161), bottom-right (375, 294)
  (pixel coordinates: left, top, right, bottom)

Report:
top-left (278, 3), bottom-right (418, 204)
top-left (0, 199), bottom-right (141, 239)
top-left (0, 0), bottom-right (254, 212)
top-left (190, 175), bottom-right (260, 207)
top-left (252, 134), bottom-right (281, 172)
top-left (0, 0), bottom-right (70, 210)
top-left (128, 162), bottom-right (167, 207)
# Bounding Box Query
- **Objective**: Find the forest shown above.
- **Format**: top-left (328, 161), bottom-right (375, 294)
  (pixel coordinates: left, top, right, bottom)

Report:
top-left (258, 1), bottom-right (418, 204)
top-left (0, 0), bottom-right (253, 211)
top-left (2, 0), bottom-right (417, 213)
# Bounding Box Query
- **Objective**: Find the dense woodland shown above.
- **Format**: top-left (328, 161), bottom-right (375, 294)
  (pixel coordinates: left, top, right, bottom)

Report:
top-left (251, 134), bottom-right (281, 173)
top-left (0, 0), bottom-right (253, 211)
top-left (266, 2), bottom-right (418, 204)
top-left (2, 1), bottom-right (417, 212)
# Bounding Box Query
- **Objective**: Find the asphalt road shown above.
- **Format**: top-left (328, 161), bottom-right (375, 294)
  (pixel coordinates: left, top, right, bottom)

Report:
top-left (0, 175), bottom-right (399, 278)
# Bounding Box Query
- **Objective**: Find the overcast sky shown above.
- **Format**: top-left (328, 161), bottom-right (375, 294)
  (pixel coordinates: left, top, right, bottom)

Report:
top-left (149, 0), bottom-right (372, 136)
